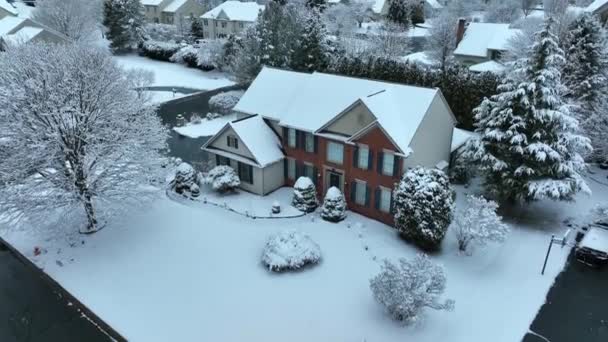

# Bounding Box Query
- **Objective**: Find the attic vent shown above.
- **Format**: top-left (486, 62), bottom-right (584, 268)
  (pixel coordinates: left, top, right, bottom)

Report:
top-left (367, 89), bottom-right (386, 98)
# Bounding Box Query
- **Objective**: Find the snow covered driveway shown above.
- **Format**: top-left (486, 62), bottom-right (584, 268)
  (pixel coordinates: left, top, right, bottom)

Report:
top-left (5, 181), bottom-right (600, 342)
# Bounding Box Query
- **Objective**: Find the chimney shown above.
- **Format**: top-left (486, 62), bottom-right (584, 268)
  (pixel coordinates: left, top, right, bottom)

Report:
top-left (456, 18), bottom-right (467, 47)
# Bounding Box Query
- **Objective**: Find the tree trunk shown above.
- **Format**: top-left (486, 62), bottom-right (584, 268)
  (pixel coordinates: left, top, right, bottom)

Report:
top-left (82, 191), bottom-right (98, 233)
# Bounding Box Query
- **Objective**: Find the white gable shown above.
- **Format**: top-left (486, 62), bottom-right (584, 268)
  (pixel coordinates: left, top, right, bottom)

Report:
top-left (454, 23), bottom-right (521, 58)
top-left (0, 16), bottom-right (25, 36)
top-left (163, 0), bottom-right (188, 13)
top-left (201, 1), bottom-right (264, 22)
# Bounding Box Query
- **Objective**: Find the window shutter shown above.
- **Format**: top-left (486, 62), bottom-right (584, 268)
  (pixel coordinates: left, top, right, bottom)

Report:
top-left (312, 167), bottom-right (318, 186)
top-left (368, 150), bottom-right (374, 170)
top-left (374, 188), bottom-right (380, 210)
top-left (353, 146), bottom-right (359, 168)
top-left (393, 156), bottom-right (400, 177)
top-left (377, 152), bottom-right (384, 174)
top-left (248, 165), bottom-right (253, 184)
top-left (215, 154), bottom-right (220, 165)
top-left (314, 136), bottom-right (319, 153)
top-left (237, 162), bottom-right (242, 178)
top-left (283, 159), bottom-right (288, 179)
top-left (282, 127), bottom-right (288, 144)
top-left (365, 185), bottom-right (371, 207)
top-left (350, 181), bottom-right (357, 202)
top-left (235, 139), bottom-right (239, 149)
top-left (389, 190), bottom-right (395, 214)
top-left (226, 136), bottom-right (230, 146)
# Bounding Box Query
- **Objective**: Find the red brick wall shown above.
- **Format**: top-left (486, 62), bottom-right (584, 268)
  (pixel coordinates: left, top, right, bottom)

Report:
top-left (283, 126), bottom-right (402, 227)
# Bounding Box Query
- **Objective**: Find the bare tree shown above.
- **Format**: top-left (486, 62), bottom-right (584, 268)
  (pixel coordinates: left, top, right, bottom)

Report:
top-left (0, 43), bottom-right (168, 234)
top-left (32, 0), bottom-right (103, 42)
top-left (369, 22), bottom-right (412, 61)
top-left (426, 11), bottom-right (457, 72)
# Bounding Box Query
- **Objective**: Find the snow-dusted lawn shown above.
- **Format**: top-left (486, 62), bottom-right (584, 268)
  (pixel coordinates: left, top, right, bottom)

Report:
top-left (3, 170), bottom-right (608, 342)
top-left (147, 90), bottom-right (189, 104)
top-left (173, 114), bottom-right (237, 138)
top-left (113, 55), bottom-right (234, 90)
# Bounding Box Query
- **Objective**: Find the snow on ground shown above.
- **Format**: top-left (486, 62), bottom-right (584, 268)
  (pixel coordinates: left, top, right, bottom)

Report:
top-left (113, 55), bottom-right (234, 90)
top-left (3, 169), bottom-right (608, 342)
top-left (148, 90), bottom-right (189, 104)
top-left (173, 114), bottom-right (237, 138)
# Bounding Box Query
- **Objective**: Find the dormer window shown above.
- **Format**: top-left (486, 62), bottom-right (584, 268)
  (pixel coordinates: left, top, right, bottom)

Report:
top-left (227, 135), bottom-right (238, 149)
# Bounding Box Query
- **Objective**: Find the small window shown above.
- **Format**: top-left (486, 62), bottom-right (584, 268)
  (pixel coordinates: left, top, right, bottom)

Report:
top-left (355, 181), bottom-right (367, 206)
top-left (327, 141), bottom-right (344, 165)
top-left (382, 152), bottom-right (395, 176)
top-left (239, 22), bottom-right (244, 28)
top-left (214, 21), bottom-right (218, 27)
top-left (221, 22), bottom-right (227, 28)
top-left (288, 128), bottom-right (296, 148)
top-left (203, 19), bottom-right (208, 26)
top-left (379, 188), bottom-right (392, 213)
top-left (216, 155), bottom-right (230, 166)
top-left (358, 145), bottom-right (369, 169)
top-left (305, 133), bottom-right (315, 153)
top-left (227, 135), bottom-right (238, 149)
top-left (287, 158), bottom-right (296, 180)
top-left (239, 162), bottom-right (253, 184)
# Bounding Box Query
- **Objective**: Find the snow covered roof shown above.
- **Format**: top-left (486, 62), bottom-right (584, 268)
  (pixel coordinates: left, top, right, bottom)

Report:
top-left (372, 0), bottom-right (386, 14)
top-left (3, 26), bottom-right (43, 45)
top-left (203, 115), bottom-right (284, 168)
top-left (454, 23), bottom-right (521, 58)
top-left (12, 1), bottom-right (33, 18)
top-left (0, 0), bottom-right (17, 16)
top-left (201, 1), bottom-right (264, 22)
top-left (236, 67), bottom-right (450, 155)
top-left (469, 60), bottom-right (506, 73)
top-left (580, 228), bottom-right (608, 253)
top-left (0, 16), bottom-right (25, 36)
top-left (163, 0), bottom-right (189, 13)
top-left (141, 0), bottom-right (164, 5)
top-left (451, 127), bottom-right (475, 152)
top-left (425, 0), bottom-right (443, 10)
top-left (586, 0), bottom-right (608, 13)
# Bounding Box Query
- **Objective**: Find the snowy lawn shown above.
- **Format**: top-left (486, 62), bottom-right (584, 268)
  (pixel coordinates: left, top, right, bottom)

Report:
top-left (172, 114), bottom-right (237, 138)
top-left (113, 55), bottom-right (234, 90)
top-left (3, 170), bottom-right (608, 342)
top-left (147, 90), bottom-right (189, 104)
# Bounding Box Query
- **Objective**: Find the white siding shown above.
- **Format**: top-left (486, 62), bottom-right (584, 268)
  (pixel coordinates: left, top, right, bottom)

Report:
top-left (323, 102), bottom-right (376, 136)
top-left (209, 126), bottom-right (256, 161)
top-left (262, 159), bottom-right (285, 195)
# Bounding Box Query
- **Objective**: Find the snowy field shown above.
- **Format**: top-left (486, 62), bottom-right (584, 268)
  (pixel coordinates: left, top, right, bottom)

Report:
top-left (113, 55), bottom-right (234, 90)
top-left (148, 90), bottom-right (189, 104)
top-left (2, 169), bottom-right (608, 342)
top-left (173, 114), bottom-right (237, 138)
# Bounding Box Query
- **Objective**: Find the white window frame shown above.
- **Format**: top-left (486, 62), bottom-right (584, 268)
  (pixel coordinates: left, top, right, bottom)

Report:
top-left (305, 133), bottom-right (314, 153)
top-left (379, 187), bottom-right (392, 213)
top-left (327, 141), bottom-right (344, 165)
top-left (358, 144), bottom-right (369, 170)
top-left (382, 150), bottom-right (395, 176)
top-left (227, 135), bottom-right (238, 149)
top-left (288, 128), bottom-right (296, 148)
top-left (355, 180), bottom-right (367, 206)
top-left (287, 158), bottom-right (296, 180)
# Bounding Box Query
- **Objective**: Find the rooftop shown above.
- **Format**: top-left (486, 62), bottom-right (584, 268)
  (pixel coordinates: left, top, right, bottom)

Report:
top-left (201, 1), bottom-right (264, 22)
top-left (454, 23), bottom-right (521, 58)
top-left (586, 0), bottom-right (608, 13)
top-left (0, 0), bottom-right (17, 16)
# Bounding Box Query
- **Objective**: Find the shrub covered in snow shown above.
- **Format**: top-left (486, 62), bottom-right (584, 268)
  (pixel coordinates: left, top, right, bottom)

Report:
top-left (144, 23), bottom-right (184, 43)
top-left (452, 195), bottom-right (509, 253)
top-left (261, 230), bottom-right (322, 272)
top-left (139, 40), bottom-right (181, 62)
top-left (393, 167), bottom-right (454, 251)
top-left (370, 254), bottom-right (455, 324)
top-left (321, 186), bottom-right (346, 222)
top-left (207, 165), bottom-right (240, 193)
top-left (170, 44), bottom-right (199, 68)
top-left (196, 39), bottom-right (225, 70)
top-left (208, 90), bottom-right (245, 114)
top-left (292, 177), bottom-right (318, 213)
top-left (171, 162), bottom-right (201, 197)
top-left (449, 152), bottom-right (475, 185)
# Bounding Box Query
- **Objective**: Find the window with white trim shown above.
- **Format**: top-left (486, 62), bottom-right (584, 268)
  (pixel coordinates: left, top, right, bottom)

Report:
top-left (379, 187), bottom-right (392, 213)
top-left (305, 133), bottom-right (314, 153)
top-left (358, 145), bottom-right (369, 169)
top-left (287, 158), bottom-right (296, 180)
top-left (227, 135), bottom-right (238, 149)
top-left (327, 141), bottom-right (344, 165)
top-left (355, 181), bottom-right (367, 206)
top-left (382, 151), bottom-right (395, 176)
top-left (288, 128), bottom-right (296, 148)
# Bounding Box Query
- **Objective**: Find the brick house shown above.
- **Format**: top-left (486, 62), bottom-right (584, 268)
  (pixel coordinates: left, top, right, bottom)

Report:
top-left (203, 67), bottom-right (463, 226)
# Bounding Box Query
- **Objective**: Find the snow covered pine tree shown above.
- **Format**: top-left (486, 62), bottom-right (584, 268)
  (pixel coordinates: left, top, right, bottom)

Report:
top-left (370, 253), bottom-right (454, 324)
top-left (171, 162), bottom-right (201, 198)
top-left (103, 0), bottom-right (146, 52)
top-left (292, 177), bottom-right (318, 213)
top-left (467, 18), bottom-right (591, 202)
top-left (393, 167), bottom-right (454, 251)
top-left (321, 186), bottom-right (347, 222)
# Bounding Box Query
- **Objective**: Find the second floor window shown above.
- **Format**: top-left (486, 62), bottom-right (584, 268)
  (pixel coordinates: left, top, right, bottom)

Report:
top-left (327, 141), bottom-right (344, 165)
top-left (357, 145), bottom-right (370, 170)
top-left (203, 19), bottom-right (208, 26)
top-left (227, 135), bottom-right (238, 149)
top-left (305, 133), bottom-right (314, 153)
top-left (381, 152), bottom-right (395, 176)
top-left (221, 22), bottom-right (227, 28)
top-left (287, 128), bottom-right (296, 148)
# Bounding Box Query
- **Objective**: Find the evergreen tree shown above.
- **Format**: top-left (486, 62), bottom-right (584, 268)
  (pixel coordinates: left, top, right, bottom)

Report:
top-left (292, 177), bottom-right (318, 213)
top-left (306, 0), bottom-right (327, 12)
top-left (467, 18), bottom-right (591, 202)
top-left (103, 0), bottom-right (145, 52)
top-left (190, 16), bottom-right (205, 41)
top-left (290, 9), bottom-right (330, 72)
top-left (387, 0), bottom-right (411, 26)
top-left (321, 187), bottom-right (346, 222)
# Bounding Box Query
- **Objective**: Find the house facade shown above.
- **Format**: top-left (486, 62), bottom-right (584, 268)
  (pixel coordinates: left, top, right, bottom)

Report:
top-left (200, 1), bottom-right (264, 39)
top-left (453, 21), bottom-right (521, 69)
top-left (203, 68), bottom-right (461, 226)
top-left (141, 0), bottom-right (204, 26)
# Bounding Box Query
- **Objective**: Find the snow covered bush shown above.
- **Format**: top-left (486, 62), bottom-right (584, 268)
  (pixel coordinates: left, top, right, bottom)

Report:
top-left (196, 39), bottom-right (226, 70)
top-left (449, 151), bottom-right (474, 185)
top-left (171, 162), bottom-right (201, 197)
top-left (393, 167), bottom-right (454, 251)
top-left (370, 254), bottom-right (455, 324)
top-left (261, 230), bottom-right (322, 272)
top-left (144, 23), bottom-right (184, 42)
top-left (321, 187), bottom-right (347, 222)
top-left (139, 40), bottom-right (181, 62)
top-left (207, 165), bottom-right (240, 193)
top-left (170, 44), bottom-right (199, 68)
top-left (292, 177), bottom-right (318, 213)
top-left (452, 195), bottom-right (509, 253)
top-left (208, 90), bottom-right (245, 114)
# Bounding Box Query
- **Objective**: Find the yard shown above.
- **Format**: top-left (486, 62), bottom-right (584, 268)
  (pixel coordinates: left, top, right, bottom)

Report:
top-left (3, 169), bottom-right (608, 342)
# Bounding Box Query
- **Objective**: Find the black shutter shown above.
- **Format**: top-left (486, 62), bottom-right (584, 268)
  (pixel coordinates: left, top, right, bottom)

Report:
top-left (393, 156), bottom-right (400, 177)
top-left (215, 154), bottom-right (220, 165)
top-left (248, 165), bottom-right (253, 184)
top-left (365, 185), bottom-right (371, 207)
top-left (353, 146), bottom-right (359, 168)
top-left (237, 162), bottom-right (242, 178)
top-left (235, 138), bottom-right (239, 149)
top-left (283, 159), bottom-right (288, 179)
top-left (374, 187), bottom-right (380, 209)
top-left (368, 150), bottom-right (374, 171)
top-left (312, 166), bottom-right (318, 186)
top-left (226, 136), bottom-right (230, 146)
top-left (282, 127), bottom-right (288, 145)
top-left (389, 190), bottom-right (395, 214)
top-left (377, 152), bottom-right (384, 174)
top-left (295, 162), bottom-right (302, 179)
top-left (314, 135), bottom-right (319, 153)
top-left (350, 181), bottom-right (357, 202)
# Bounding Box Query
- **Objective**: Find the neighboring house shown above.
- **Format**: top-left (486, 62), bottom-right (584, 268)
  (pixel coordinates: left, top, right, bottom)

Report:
top-left (0, 16), bottom-right (69, 50)
top-left (371, 0), bottom-right (441, 17)
top-left (200, 1), bottom-right (264, 39)
top-left (586, 0), bottom-right (608, 22)
top-left (453, 21), bottom-right (521, 69)
top-left (203, 67), bottom-right (463, 226)
top-left (141, 0), bottom-right (204, 26)
top-left (0, 0), bottom-right (17, 19)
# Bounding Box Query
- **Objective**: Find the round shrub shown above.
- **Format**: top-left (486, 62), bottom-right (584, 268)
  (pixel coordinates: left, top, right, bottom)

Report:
top-left (292, 177), bottom-right (318, 213)
top-left (207, 165), bottom-right (240, 193)
top-left (261, 230), bottom-right (321, 272)
top-left (321, 186), bottom-right (346, 222)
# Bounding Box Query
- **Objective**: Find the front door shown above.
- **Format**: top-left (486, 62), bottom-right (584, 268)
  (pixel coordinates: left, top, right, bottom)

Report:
top-left (326, 170), bottom-right (344, 193)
